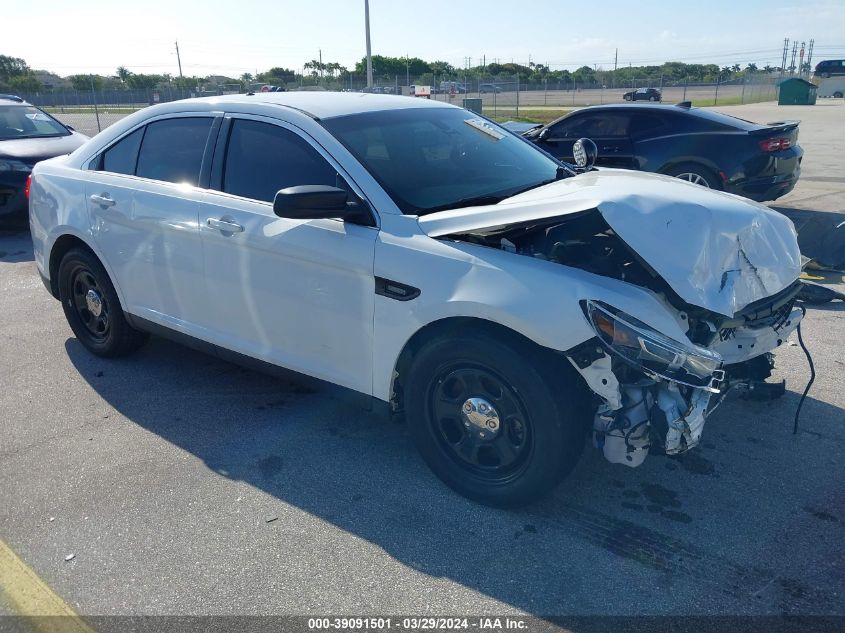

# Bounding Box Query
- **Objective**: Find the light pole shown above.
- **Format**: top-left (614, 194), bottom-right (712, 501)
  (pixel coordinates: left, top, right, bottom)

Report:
top-left (365, 0), bottom-right (373, 89)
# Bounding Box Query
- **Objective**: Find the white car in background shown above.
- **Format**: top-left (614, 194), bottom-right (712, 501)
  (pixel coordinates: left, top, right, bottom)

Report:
top-left (29, 93), bottom-right (803, 506)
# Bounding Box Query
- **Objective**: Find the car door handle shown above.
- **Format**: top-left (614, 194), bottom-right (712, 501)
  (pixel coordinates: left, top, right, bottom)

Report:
top-left (207, 217), bottom-right (244, 233)
top-left (89, 194), bottom-right (116, 207)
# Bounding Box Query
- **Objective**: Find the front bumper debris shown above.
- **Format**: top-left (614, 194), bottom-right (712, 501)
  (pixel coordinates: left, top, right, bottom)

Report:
top-left (567, 303), bottom-right (804, 468)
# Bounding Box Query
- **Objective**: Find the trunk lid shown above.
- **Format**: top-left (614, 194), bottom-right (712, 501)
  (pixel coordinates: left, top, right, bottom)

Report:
top-left (418, 169), bottom-right (802, 317)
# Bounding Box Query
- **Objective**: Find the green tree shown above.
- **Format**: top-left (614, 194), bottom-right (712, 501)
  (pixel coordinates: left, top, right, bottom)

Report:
top-left (354, 55), bottom-right (430, 79)
top-left (68, 74), bottom-right (104, 91)
top-left (0, 55), bottom-right (30, 84)
top-left (115, 66), bottom-right (132, 84)
top-left (257, 67), bottom-right (297, 85)
top-left (8, 73), bottom-right (41, 92)
top-left (173, 75), bottom-right (199, 90)
top-left (125, 74), bottom-right (161, 90)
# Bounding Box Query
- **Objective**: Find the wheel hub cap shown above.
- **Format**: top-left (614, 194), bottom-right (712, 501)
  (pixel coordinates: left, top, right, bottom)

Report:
top-left (85, 289), bottom-right (103, 317)
top-left (460, 397), bottom-right (500, 440)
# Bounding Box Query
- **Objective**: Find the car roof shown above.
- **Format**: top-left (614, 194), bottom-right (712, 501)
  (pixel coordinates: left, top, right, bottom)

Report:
top-left (189, 91), bottom-right (454, 119)
top-left (0, 94), bottom-right (28, 105)
top-left (562, 102), bottom-right (765, 131)
top-left (576, 103), bottom-right (683, 113)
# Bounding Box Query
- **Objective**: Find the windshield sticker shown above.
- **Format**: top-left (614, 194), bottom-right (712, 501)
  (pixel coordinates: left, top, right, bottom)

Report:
top-left (25, 112), bottom-right (52, 121)
top-left (464, 118), bottom-right (505, 140)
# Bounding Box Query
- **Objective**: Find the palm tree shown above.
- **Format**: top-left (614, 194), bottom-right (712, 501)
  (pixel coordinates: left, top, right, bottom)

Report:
top-left (116, 66), bottom-right (131, 85)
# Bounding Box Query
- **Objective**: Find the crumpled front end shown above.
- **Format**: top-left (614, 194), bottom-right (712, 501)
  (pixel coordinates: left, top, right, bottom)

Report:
top-left (422, 169), bottom-right (806, 467)
top-left (566, 286), bottom-right (803, 467)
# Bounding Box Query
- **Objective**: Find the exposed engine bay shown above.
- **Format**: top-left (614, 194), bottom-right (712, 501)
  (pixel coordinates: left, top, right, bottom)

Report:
top-left (446, 209), bottom-right (804, 467)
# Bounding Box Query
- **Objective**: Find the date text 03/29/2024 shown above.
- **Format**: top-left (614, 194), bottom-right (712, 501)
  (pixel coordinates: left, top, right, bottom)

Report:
top-left (307, 617), bottom-right (529, 630)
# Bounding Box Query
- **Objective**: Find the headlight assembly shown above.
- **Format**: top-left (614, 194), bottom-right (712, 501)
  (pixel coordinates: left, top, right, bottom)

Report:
top-left (585, 300), bottom-right (724, 392)
top-left (0, 159), bottom-right (32, 173)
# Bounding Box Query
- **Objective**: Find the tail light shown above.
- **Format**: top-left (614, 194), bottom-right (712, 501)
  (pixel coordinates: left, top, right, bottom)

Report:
top-left (758, 138), bottom-right (791, 152)
top-left (24, 174), bottom-right (32, 199)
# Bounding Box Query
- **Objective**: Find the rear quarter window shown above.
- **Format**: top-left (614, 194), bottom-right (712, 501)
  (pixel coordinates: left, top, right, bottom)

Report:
top-left (99, 127), bottom-right (144, 175)
top-left (685, 109), bottom-right (760, 132)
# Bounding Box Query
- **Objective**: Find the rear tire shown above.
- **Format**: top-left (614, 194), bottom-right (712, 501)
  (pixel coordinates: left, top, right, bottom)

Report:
top-left (834, 91), bottom-right (844, 99)
top-left (665, 163), bottom-right (720, 190)
top-left (404, 330), bottom-right (587, 507)
top-left (58, 247), bottom-right (148, 357)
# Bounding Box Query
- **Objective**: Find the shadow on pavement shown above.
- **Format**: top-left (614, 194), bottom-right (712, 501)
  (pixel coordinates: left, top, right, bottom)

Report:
top-left (63, 333), bottom-right (845, 617)
top-left (0, 229), bottom-right (34, 263)
top-left (772, 206), bottom-right (845, 270)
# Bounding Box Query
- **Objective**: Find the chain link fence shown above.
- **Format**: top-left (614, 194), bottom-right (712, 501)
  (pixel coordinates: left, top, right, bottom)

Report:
top-left (15, 73), bottom-right (782, 137)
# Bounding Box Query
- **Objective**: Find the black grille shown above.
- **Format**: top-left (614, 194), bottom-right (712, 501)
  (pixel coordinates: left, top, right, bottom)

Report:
top-left (718, 291), bottom-right (797, 340)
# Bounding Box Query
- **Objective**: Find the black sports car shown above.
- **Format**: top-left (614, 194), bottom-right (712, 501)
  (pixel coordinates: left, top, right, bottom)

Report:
top-left (1, 96), bottom-right (88, 225)
top-left (517, 102), bottom-right (802, 202)
top-left (623, 87), bottom-right (662, 101)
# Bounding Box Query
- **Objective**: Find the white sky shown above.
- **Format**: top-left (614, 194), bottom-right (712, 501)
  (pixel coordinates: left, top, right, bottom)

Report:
top-left (4, 0), bottom-right (844, 77)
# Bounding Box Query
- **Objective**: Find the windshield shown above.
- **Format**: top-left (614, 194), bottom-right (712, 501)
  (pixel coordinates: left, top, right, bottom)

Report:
top-left (0, 105), bottom-right (70, 140)
top-left (321, 108), bottom-right (566, 214)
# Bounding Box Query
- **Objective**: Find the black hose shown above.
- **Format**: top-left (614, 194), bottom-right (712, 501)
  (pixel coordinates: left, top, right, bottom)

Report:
top-left (793, 305), bottom-right (815, 435)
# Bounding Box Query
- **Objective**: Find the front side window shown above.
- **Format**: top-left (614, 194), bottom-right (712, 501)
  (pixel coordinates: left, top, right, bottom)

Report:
top-left (135, 117), bottom-right (213, 186)
top-left (0, 105), bottom-right (69, 140)
top-left (322, 108), bottom-right (564, 214)
top-left (221, 119), bottom-right (338, 202)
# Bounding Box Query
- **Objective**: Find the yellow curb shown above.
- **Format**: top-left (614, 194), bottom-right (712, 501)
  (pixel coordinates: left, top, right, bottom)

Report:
top-left (0, 539), bottom-right (95, 633)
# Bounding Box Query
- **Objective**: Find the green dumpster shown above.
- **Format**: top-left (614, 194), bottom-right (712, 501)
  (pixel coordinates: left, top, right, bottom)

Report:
top-left (778, 78), bottom-right (817, 105)
top-left (462, 98), bottom-right (483, 114)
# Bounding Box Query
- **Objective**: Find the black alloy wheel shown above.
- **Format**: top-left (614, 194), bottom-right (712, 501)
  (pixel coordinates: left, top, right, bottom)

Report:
top-left (404, 330), bottom-right (587, 507)
top-left (68, 264), bottom-right (110, 343)
top-left (58, 247), bottom-right (148, 357)
top-left (427, 364), bottom-right (532, 482)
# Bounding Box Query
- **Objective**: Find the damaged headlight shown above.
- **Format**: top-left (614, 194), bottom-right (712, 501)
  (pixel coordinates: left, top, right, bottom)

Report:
top-left (585, 300), bottom-right (723, 392)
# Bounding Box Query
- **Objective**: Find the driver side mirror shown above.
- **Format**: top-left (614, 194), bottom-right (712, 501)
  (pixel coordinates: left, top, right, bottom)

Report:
top-left (273, 185), bottom-right (372, 225)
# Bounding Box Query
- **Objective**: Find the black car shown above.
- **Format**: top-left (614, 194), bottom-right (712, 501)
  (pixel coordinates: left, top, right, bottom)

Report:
top-left (519, 102), bottom-right (802, 202)
top-left (479, 83), bottom-right (503, 94)
top-left (623, 87), bottom-right (661, 101)
top-left (1, 96), bottom-right (88, 225)
top-left (814, 59), bottom-right (845, 78)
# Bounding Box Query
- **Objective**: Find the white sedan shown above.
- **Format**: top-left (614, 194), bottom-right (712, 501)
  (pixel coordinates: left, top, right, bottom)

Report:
top-left (29, 93), bottom-right (804, 506)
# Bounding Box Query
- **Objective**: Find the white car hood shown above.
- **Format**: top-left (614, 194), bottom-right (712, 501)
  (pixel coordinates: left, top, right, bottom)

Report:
top-left (418, 170), bottom-right (802, 317)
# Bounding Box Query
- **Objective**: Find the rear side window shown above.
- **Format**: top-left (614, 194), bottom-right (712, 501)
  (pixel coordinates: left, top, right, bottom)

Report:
top-left (135, 118), bottom-right (213, 186)
top-left (101, 127), bottom-right (144, 175)
top-left (629, 113), bottom-right (667, 138)
top-left (221, 119), bottom-right (338, 202)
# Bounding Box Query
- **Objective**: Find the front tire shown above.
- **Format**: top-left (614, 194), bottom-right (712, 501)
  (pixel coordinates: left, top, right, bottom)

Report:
top-left (58, 247), bottom-right (148, 357)
top-left (404, 330), bottom-right (587, 507)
